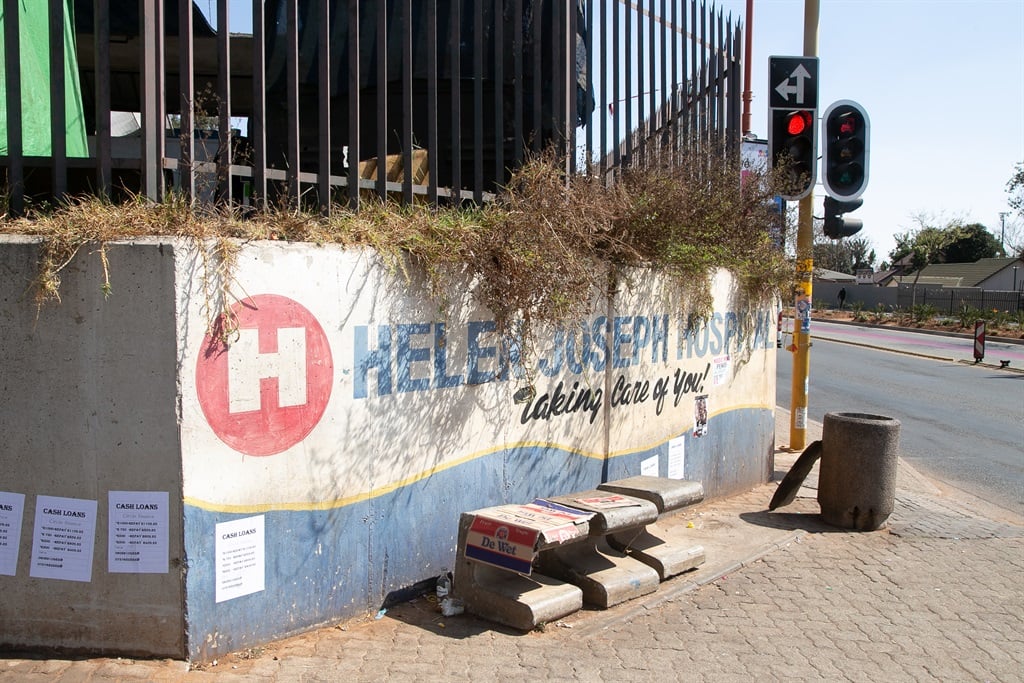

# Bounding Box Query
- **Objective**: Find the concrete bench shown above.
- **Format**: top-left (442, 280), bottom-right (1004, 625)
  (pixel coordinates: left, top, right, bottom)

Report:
top-left (596, 476), bottom-right (706, 580)
top-left (452, 503), bottom-right (592, 631)
top-left (451, 478), bottom-right (706, 629)
top-left (536, 489), bottom-right (663, 608)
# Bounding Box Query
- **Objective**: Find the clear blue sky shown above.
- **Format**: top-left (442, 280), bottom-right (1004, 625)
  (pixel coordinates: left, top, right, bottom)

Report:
top-left (201, 0), bottom-right (1023, 263)
top-left (719, 0), bottom-right (1024, 262)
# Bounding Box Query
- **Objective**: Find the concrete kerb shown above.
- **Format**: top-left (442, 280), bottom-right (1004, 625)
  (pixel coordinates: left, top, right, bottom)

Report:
top-left (811, 318), bottom-right (1024, 372)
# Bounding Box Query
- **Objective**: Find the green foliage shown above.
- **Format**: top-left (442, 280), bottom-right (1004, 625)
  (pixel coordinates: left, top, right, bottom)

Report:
top-left (943, 223), bottom-right (1004, 262)
top-left (910, 304), bottom-right (938, 324)
top-left (957, 305), bottom-right (984, 329)
top-left (890, 215), bottom-right (1003, 268)
top-left (1007, 162), bottom-right (1024, 218)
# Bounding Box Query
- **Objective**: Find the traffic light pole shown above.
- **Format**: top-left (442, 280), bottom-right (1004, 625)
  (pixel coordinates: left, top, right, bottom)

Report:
top-left (789, 0), bottom-right (819, 450)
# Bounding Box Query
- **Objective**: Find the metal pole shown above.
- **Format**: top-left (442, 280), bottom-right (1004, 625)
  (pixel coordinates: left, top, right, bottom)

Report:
top-left (789, 0), bottom-right (818, 450)
top-left (742, 0), bottom-right (752, 136)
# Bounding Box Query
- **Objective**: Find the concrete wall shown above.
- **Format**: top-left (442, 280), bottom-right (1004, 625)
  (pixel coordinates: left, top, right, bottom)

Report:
top-left (0, 237), bottom-right (185, 657)
top-left (814, 282), bottom-right (897, 311)
top-left (1, 236), bottom-right (776, 661)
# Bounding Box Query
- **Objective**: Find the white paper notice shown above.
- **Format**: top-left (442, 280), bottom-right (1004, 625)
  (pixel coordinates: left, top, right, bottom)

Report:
top-left (0, 491), bottom-right (26, 576)
top-left (215, 515), bottom-right (265, 603)
top-left (667, 437), bottom-right (686, 479)
top-left (712, 355), bottom-right (731, 386)
top-left (30, 495), bottom-right (98, 582)
top-left (640, 455), bottom-right (659, 477)
top-left (108, 491), bottom-right (169, 573)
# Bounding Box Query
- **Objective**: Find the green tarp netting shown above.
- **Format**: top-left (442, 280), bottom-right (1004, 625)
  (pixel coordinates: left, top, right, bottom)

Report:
top-left (0, 1), bottom-right (88, 156)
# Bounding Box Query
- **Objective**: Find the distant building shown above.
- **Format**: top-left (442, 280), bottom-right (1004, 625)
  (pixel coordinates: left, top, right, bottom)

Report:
top-left (892, 257), bottom-right (1024, 291)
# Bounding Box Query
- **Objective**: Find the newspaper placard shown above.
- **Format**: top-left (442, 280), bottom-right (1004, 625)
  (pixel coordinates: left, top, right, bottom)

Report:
top-left (572, 494), bottom-right (640, 509)
top-left (465, 501), bottom-right (591, 573)
top-left (465, 516), bottom-right (539, 574)
top-left (0, 491), bottom-right (26, 576)
top-left (29, 495), bottom-right (98, 582)
top-left (108, 491), bottom-right (169, 574)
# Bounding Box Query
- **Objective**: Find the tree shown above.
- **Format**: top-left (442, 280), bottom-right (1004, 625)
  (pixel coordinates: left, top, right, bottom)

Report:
top-left (813, 223), bottom-right (876, 274)
top-left (889, 214), bottom-right (1001, 267)
top-left (1007, 162), bottom-right (1024, 218)
top-left (1004, 163), bottom-right (1024, 257)
top-left (889, 215), bottom-right (955, 305)
top-left (943, 223), bottom-right (1003, 262)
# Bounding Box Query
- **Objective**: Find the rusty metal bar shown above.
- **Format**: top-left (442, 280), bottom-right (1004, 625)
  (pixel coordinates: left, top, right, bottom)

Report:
top-left (376, 0), bottom-right (388, 200)
top-left (531, 2), bottom-right (541, 154)
top-left (624, 1), bottom-right (632, 165)
top-left (449, 0), bottom-right (461, 201)
top-left (513, 0), bottom-right (523, 167)
top-left (347, 0), bottom-right (360, 210)
top-left (94, 0), bottom-right (112, 196)
top-left (670, 0), bottom-right (678, 162)
top-left (473, 0), bottom-right (483, 203)
top-left (568, 0), bottom-right (577, 175)
top-left (649, 0), bottom-right (657, 157)
top-left (251, 0), bottom-right (267, 210)
top-left (178, 0), bottom-right (195, 200)
top-left (659, 0), bottom-right (667, 158)
top-left (141, 0), bottom-right (164, 203)
top-left (285, 0), bottom-right (300, 204)
top-left (427, 0), bottom-right (438, 204)
top-left (636, 0), bottom-right (645, 162)
top-left (48, 0), bottom-right (68, 199)
top-left (553, 0), bottom-right (564, 161)
top-left (598, 0), bottom-right (607, 180)
top-left (317, 0), bottom-right (330, 213)
top-left (3, 0), bottom-right (23, 214)
top-left (402, 0), bottom-right (413, 204)
top-left (612, 0), bottom-right (620, 170)
top-left (729, 20), bottom-right (742, 152)
top-left (494, 0), bottom-right (504, 189)
top-left (716, 9), bottom-right (725, 142)
top-left (217, 0), bottom-right (233, 204)
top-left (587, 0), bottom-right (596, 174)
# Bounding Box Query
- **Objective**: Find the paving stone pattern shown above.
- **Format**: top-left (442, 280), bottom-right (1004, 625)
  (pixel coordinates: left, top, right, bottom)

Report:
top-left (3, 481), bottom-right (1022, 683)
top-left (5, 398), bottom-right (1024, 683)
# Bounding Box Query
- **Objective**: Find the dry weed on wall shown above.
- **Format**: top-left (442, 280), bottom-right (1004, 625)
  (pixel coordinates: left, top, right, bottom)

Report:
top-left (1, 150), bottom-right (794, 354)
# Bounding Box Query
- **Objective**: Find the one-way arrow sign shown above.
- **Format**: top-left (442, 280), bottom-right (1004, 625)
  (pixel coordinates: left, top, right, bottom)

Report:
top-left (769, 56), bottom-right (819, 110)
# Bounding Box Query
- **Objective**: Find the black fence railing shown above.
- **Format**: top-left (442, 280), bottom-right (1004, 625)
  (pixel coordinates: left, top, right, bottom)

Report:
top-left (1, 0), bottom-right (742, 216)
top-left (897, 285), bottom-right (1024, 314)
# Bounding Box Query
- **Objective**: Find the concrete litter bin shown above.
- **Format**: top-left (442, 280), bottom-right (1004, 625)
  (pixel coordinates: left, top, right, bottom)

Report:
top-left (818, 412), bottom-right (901, 531)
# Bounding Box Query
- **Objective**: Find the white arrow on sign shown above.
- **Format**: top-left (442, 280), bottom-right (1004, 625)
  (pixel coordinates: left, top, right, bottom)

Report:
top-left (775, 64), bottom-right (812, 104)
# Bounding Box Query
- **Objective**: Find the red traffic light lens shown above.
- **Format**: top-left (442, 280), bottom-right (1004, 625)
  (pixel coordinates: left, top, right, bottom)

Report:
top-left (838, 116), bottom-right (857, 136)
top-left (786, 111), bottom-right (811, 136)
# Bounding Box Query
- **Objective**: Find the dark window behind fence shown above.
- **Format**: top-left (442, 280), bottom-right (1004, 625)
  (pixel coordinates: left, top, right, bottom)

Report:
top-left (1, 0), bottom-right (742, 215)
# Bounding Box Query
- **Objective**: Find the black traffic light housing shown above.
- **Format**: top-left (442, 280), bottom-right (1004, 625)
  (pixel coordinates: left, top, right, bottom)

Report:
top-left (770, 108), bottom-right (817, 200)
top-left (822, 100), bottom-right (870, 200)
top-left (822, 196), bottom-right (864, 239)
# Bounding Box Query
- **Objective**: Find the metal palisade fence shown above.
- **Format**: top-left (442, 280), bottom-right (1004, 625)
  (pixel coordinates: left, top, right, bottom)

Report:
top-left (0, 0), bottom-right (742, 215)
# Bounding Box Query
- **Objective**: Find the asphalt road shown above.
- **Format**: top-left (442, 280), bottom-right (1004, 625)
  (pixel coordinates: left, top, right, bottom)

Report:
top-left (777, 324), bottom-right (1024, 516)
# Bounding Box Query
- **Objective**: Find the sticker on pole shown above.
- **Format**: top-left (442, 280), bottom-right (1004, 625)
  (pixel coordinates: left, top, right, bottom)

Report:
top-left (196, 294), bottom-right (333, 456)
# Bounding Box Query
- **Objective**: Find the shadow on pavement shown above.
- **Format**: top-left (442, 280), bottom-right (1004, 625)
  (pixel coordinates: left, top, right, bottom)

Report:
top-left (739, 508), bottom-right (858, 534)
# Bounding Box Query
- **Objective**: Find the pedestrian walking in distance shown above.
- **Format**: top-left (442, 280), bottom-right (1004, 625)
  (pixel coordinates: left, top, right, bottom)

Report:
top-left (838, 287), bottom-right (847, 310)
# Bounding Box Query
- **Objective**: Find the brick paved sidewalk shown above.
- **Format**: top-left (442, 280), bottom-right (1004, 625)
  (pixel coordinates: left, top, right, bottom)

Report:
top-left (4, 412), bottom-right (1022, 682)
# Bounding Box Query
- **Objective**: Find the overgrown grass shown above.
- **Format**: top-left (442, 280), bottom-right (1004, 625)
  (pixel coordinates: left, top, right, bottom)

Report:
top-left (1, 146), bottom-right (795, 355)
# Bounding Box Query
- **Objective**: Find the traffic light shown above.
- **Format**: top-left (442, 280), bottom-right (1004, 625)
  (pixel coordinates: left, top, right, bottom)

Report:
top-left (822, 100), bottom-right (870, 200)
top-left (822, 196), bottom-right (863, 239)
top-left (770, 108), bottom-right (817, 200)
